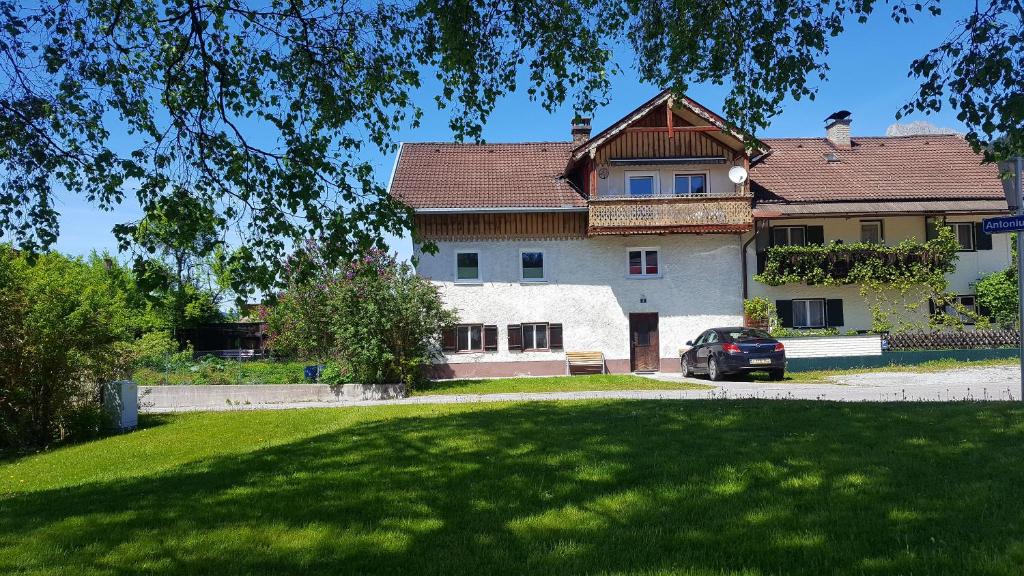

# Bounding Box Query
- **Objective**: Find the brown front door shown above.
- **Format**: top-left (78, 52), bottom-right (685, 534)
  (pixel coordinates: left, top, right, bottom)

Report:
top-left (629, 313), bottom-right (660, 372)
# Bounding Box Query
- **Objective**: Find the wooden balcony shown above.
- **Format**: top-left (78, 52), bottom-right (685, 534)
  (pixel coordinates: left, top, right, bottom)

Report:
top-left (587, 195), bottom-right (753, 235)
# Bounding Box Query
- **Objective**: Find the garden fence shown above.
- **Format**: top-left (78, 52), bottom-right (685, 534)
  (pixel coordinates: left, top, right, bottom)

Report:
top-left (886, 329), bottom-right (1020, 351)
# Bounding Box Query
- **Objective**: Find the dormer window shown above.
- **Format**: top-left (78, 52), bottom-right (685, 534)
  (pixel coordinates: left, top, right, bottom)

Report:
top-left (626, 171), bottom-right (659, 196)
top-left (674, 173), bottom-right (708, 196)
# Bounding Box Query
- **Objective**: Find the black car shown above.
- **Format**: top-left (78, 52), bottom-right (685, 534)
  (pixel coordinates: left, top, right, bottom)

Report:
top-left (681, 327), bottom-right (786, 381)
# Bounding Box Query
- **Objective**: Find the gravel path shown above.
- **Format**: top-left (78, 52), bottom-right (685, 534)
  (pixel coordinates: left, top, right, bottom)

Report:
top-left (146, 365), bottom-right (1023, 412)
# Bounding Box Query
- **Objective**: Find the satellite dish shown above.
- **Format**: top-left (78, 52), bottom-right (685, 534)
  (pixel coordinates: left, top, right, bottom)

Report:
top-left (728, 166), bottom-right (748, 184)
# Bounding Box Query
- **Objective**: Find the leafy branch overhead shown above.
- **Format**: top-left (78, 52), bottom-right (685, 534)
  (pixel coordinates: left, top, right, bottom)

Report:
top-left (1, 0), bottom-right (1020, 290)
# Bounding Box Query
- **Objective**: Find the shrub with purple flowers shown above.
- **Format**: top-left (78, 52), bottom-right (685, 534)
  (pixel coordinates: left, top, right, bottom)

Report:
top-left (267, 244), bottom-right (456, 386)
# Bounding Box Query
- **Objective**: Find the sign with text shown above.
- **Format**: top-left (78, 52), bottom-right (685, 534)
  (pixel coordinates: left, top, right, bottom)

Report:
top-left (982, 215), bottom-right (1024, 234)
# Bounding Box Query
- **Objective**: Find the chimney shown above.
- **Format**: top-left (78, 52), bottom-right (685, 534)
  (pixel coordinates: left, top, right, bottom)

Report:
top-left (571, 117), bottom-right (592, 145)
top-left (825, 110), bottom-right (852, 148)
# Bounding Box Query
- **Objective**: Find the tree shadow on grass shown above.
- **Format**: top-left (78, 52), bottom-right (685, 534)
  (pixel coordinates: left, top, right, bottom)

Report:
top-left (1, 401), bottom-right (1023, 575)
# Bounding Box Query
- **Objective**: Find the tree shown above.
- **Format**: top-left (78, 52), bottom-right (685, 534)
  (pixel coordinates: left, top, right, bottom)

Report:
top-left (0, 247), bottom-right (134, 452)
top-left (2, 1), bottom-right (1021, 292)
top-left (121, 189), bottom-right (232, 330)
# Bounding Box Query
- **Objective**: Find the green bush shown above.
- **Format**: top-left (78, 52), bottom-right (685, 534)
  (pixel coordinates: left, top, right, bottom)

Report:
top-left (0, 247), bottom-right (133, 452)
top-left (129, 331), bottom-right (193, 370)
top-left (976, 269), bottom-right (1019, 328)
top-left (269, 247), bottom-right (457, 386)
top-left (132, 359), bottom-right (309, 386)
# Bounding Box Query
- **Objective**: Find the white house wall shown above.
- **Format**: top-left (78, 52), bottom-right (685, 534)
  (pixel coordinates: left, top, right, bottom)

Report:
top-left (745, 215), bottom-right (1012, 331)
top-left (416, 234), bottom-right (744, 376)
top-left (597, 163), bottom-right (740, 197)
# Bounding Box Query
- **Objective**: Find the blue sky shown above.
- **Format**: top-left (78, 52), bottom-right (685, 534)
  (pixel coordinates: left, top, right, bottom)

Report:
top-left (52, 4), bottom-right (973, 263)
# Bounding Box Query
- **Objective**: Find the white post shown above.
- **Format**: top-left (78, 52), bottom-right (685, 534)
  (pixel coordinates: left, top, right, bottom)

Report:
top-left (1016, 157), bottom-right (1024, 401)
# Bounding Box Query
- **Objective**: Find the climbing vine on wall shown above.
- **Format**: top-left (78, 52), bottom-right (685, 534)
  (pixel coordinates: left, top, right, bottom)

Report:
top-left (754, 226), bottom-right (976, 332)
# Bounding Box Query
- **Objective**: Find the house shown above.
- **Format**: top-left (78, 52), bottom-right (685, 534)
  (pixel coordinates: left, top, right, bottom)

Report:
top-left (388, 91), bottom-right (1010, 377)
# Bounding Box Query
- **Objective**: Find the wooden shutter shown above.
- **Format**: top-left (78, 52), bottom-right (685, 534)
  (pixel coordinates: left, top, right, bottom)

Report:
top-left (825, 299), bottom-right (845, 327)
top-left (805, 226), bottom-right (825, 245)
top-left (548, 323), bottom-right (563, 349)
top-left (507, 324), bottom-right (522, 351)
top-left (756, 252), bottom-right (768, 274)
top-left (441, 327), bottom-right (457, 352)
top-left (483, 325), bottom-right (498, 351)
top-left (975, 223), bottom-right (993, 250)
top-left (776, 300), bottom-right (794, 328)
top-left (978, 300), bottom-right (992, 319)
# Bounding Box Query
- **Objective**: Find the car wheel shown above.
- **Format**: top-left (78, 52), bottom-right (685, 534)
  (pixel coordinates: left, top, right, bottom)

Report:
top-left (708, 357), bottom-right (723, 382)
top-left (680, 357), bottom-right (691, 378)
top-left (769, 369), bottom-right (785, 381)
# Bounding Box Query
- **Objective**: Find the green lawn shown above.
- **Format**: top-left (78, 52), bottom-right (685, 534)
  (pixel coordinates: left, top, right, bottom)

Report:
top-left (413, 374), bottom-right (712, 395)
top-left (2, 401), bottom-right (1023, 575)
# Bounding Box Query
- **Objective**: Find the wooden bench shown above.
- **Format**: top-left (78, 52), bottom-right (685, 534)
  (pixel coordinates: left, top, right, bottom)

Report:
top-left (565, 351), bottom-right (606, 375)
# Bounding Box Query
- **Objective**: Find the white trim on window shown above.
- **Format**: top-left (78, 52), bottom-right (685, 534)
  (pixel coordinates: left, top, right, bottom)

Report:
top-left (860, 220), bottom-right (884, 244)
top-left (772, 225), bottom-right (807, 247)
top-left (521, 322), bottom-right (550, 351)
top-left (624, 170), bottom-right (660, 197)
top-left (455, 324), bottom-right (484, 352)
top-left (519, 249), bottom-right (546, 283)
top-left (627, 247), bottom-right (662, 278)
top-left (672, 171), bottom-right (711, 196)
top-left (454, 250), bottom-right (481, 283)
top-left (792, 298), bottom-right (826, 329)
top-left (949, 222), bottom-right (976, 252)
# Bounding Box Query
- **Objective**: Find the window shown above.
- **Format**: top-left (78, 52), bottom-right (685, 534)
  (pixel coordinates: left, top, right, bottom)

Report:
top-left (792, 299), bottom-right (826, 328)
top-left (456, 325), bottom-right (483, 352)
top-left (628, 249), bottom-right (660, 277)
top-left (520, 250), bottom-right (545, 281)
top-left (626, 171), bottom-right (659, 196)
top-left (950, 222), bottom-right (975, 251)
top-left (674, 173), bottom-right (708, 196)
top-left (455, 251), bottom-right (480, 282)
top-left (772, 226), bottom-right (806, 247)
top-left (940, 295), bottom-right (977, 324)
top-left (522, 323), bottom-right (549, 350)
top-left (860, 220), bottom-right (883, 244)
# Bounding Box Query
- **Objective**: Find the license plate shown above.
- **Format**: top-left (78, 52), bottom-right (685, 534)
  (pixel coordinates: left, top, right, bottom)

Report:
top-left (750, 358), bottom-right (771, 365)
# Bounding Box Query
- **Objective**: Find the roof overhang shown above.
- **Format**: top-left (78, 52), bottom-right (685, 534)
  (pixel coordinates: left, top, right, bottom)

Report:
top-left (753, 199), bottom-right (1010, 218)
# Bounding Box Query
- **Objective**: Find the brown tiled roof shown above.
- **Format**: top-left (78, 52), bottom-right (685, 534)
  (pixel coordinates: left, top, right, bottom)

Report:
top-left (389, 142), bottom-right (584, 209)
top-left (751, 135), bottom-right (1003, 204)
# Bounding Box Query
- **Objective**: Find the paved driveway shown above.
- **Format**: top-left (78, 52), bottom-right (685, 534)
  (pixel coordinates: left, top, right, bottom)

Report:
top-left (649, 364), bottom-right (1022, 402)
top-left (146, 365), bottom-right (1023, 412)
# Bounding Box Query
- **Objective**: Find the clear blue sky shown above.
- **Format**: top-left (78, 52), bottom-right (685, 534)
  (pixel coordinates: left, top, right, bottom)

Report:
top-left (52, 4), bottom-right (973, 263)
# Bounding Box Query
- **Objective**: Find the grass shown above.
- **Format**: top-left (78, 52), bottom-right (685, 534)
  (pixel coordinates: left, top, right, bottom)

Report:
top-left (2, 401), bottom-right (1023, 575)
top-left (413, 374), bottom-right (712, 395)
top-left (133, 359), bottom-right (311, 385)
top-left (775, 357), bottom-right (1019, 384)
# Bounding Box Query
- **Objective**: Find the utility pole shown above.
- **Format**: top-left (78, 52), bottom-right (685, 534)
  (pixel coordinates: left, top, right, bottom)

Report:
top-left (1016, 157), bottom-right (1023, 401)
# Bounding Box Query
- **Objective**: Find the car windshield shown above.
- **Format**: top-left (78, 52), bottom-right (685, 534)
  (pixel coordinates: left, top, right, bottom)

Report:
top-left (726, 329), bottom-right (772, 341)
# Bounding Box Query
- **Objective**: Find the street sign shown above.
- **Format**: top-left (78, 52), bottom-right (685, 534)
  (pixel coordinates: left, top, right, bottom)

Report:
top-left (982, 215), bottom-right (1024, 234)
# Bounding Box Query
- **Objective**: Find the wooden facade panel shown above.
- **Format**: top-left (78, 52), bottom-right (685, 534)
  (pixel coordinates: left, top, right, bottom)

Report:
top-left (414, 212), bottom-right (588, 241)
top-left (596, 130), bottom-right (730, 163)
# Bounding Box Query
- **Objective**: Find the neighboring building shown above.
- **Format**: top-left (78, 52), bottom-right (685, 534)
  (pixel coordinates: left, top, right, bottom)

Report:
top-left (389, 91), bottom-right (1010, 377)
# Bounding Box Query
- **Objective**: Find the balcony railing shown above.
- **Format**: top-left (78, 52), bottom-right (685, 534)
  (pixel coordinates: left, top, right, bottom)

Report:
top-left (587, 194), bottom-right (753, 234)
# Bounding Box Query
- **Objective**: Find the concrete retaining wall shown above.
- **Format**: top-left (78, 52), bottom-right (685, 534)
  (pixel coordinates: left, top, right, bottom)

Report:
top-left (787, 347), bottom-right (1017, 372)
top-left (140, 383), bottom-right (406, 412)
